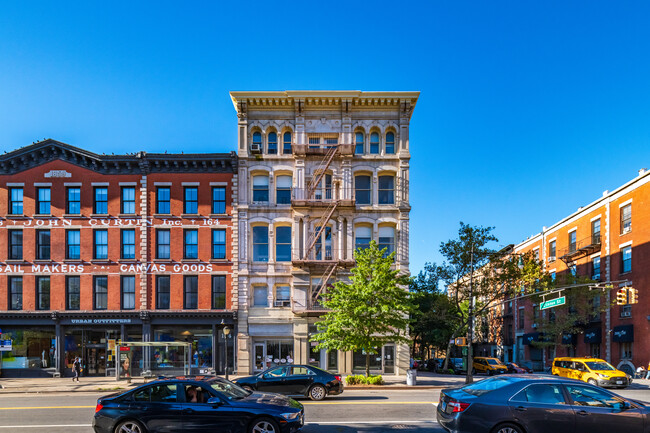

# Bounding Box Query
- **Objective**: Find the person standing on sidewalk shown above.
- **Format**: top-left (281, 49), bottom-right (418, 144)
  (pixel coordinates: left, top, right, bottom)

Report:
top-left (73, 356), bottom-right (81, 382)
top-left (645, 361), bottom-right (650, 380)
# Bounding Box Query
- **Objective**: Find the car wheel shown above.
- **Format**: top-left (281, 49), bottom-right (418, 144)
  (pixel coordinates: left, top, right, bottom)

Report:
top-left (493, 422), bottom-right (524, 433)
top-left (488, 370), bottom-right (493, 376)
top-left (115, 420), bottom-right (146, 433)
top-left (587, 379), bottom-right (598, 386)
top-left (309, 384), bottom-right (327, 401)
top-left (249, 417), bottom-right (280, 433)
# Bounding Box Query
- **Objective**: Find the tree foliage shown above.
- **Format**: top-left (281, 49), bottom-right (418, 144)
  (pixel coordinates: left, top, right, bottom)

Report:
top-left (311, 241), bottom-right (412, 376)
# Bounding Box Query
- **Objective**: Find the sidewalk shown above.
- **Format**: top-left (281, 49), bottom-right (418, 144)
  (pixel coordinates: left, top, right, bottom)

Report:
top-left (0, 371), bottom-right (467, 394)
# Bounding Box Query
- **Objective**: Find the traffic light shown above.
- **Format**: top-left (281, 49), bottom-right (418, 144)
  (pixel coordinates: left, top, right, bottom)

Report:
top-left (628, 287), bottom-right (638, 304)
top-left (455, 337), bottom-right (467, 346)
top-left (616, 288), bottom-right (628, 306)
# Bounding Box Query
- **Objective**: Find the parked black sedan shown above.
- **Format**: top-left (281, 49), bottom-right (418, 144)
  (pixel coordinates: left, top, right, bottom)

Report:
top-left (235, 365), bottom-right (343, 401)
top-left (437, 375), bottom-right (648, 433)
top-left (505, 362), bottom-right (534, 374)
top-left (93, 376), bottom-right (304, 433)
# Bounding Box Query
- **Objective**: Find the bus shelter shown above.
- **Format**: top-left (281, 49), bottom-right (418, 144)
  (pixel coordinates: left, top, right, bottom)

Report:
top-left (115, 341), bottom-right (192, 381)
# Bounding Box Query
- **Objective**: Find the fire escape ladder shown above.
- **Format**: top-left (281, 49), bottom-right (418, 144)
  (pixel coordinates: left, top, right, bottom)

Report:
top-left (312, 262), bottom-right (339, 305)
top-left (307, 145), bottom-right (338, 199)
top-left (303, 200), bottom-right (339, 260)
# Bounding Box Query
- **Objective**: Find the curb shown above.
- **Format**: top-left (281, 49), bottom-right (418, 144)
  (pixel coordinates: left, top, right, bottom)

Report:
top-left (345, 385), bottom-right (446, 390)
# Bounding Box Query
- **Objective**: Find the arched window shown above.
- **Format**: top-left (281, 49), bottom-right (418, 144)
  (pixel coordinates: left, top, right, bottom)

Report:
top-left (268, 132), bottom-right (277, 154)
top-left (253, 175), bottom-right (269, 203)
top-left (370, 132), bottom-right (379, 154)
top-left (355, 132), bottom-right (364, 154)
top-left (283, 132), bottom-right (292, 154)
top-left (276, 175), bottom-right (292, 204)
top-left (252, 226), bottom-right (269, 262)
top-left (386, 132), bottom-right (395, 154)
top-left (355, 175), bottom-right (372, 205)
top-left (378, 226), bottom-right (395, 258)
top-left (252, 131), bottom-right (262, 151)
top-left (355, 226), bottom-right (372, 251)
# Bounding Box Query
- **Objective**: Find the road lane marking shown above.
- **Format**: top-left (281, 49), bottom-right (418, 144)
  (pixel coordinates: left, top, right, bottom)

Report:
top-left (0, 406), bottom-right (94, 410)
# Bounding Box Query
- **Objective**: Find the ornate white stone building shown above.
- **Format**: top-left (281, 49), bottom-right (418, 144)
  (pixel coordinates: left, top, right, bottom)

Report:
top-left (230, 91), bottom-right (418, 375)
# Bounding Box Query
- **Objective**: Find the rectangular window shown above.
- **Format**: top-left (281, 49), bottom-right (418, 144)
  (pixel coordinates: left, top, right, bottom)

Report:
top-left (275, 226), bottom-right (292, 262)
top-left (622, 246), bottom-right (632, 273)
top-left (355, 175), bottom-right (371, 205)
top-left (36, 230), bottom-right (51, 260)
top-left (121, 229), bottom-right (136, 259)
top-left (184, 187), bottom-right (198, 214)
top-left (37, 187), bottom-right (51, 214)
top-left (66, 276), bottom-right (80, 310)
top-left (184, 229), bottom-right (198, 259)
top-left (94, 229), bottom-right (108, 259)
top-left (212, 229), bottom-right (226, 260)
top-left (94, 187), bottom-right (108, 214)
top-left (592, 257), bottom-right (601, 280)
top-left (94, 276), bottom-right (108, 310)
top-left (121, 187), bottom-right (136, 214)
top-left (378, 175), bottom-right (395, 205)
top-left (156, 229), bottom-right (170, 259)
top-left (355, 226), bottom-right (372, 251)
top-left (621, 204), bottom-right (631, 234)
top-left (66, 187), bottom-right (81, 214)
top-left (66, 229), bottom-right (81, 260)
top-left (8, 276), bottom-right (23, 310)
top-left (253, 286), bottom-right (268, 307)
top-left (156, 187), bottom-right (170, 214)
top-left (518, 307), bottom-right (525, 330)
top-left (36, 276), bottom-right (50, 310)
top-left (252, 226), bottom-right (269, 262)
top-left (252, 176), bottom-right (269, 203)
top-left (276, 176), bottom-right (292, 205)
top-left (275, 286), bottom-right (291, 307)
top-left (621, 342), bottom-right (633, 360)
top-left (156, 275), bottom-right (170, 309)
top-left (549, 240), bottom-right (556, 259)
top-left (212, 275), bottom-right (226, 309)
top-left (184, 275), bottom-right (198, 309)
top-left (378, 227), bottom-right (395, 258)
top-left (8, 230), bottom-right (23, 260)
top-left (592, 219), bottom-right (601, 244)
top-left (212, 187), bottom-right (226, 214)
top-left (9, 187), bottom-right (23, 215)
top-left (121, 276), bottom-right (136, 310)
top-left (569, 231), bottom-right (577, 253)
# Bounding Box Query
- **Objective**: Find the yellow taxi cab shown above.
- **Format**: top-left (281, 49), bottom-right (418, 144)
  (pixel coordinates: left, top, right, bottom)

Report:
top-left (552, 357), bottom-right (631, 388)
top-left (472, 357), bottom-right (508, 375)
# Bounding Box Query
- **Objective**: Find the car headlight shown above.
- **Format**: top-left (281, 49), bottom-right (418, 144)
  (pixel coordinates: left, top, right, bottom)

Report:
top-left (281, 412), bottom-right (301, 421)
top-left (597, 373), bottom-right (609, 378)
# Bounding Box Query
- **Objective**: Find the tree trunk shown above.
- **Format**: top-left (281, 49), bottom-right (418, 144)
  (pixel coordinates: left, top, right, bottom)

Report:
top-left (366, 353), bottom-right (370, 377)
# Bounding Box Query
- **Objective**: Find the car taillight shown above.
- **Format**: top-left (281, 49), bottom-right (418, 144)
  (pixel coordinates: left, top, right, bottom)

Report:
top-left (448, 399), bottom-right (471, 413)
top-left (95, 403), bottom-right (103, 413)
top-left (335, 375), bottom-right (342, 382)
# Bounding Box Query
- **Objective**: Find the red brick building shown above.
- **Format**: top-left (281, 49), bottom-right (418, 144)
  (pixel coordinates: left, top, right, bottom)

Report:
top-left (0, 140), bottom-right (238, 377)
top-left (503, 169), bottom-right (650, 375)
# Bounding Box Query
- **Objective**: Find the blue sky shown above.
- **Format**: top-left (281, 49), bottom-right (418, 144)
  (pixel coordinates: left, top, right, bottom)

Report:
top-left (2, 1), bottom-right (650, 274)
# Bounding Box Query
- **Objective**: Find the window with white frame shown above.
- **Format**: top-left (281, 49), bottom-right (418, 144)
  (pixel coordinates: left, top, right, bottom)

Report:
top-left (378, 226), bottom-right (396, 258)
top-left (621, 246), bottom-right (632, 273)
top-left (253, 175), bottom-right (269, 203)
top-left (355, 226), bottom-right (372, 251)
top-left (370, 132), bottom-right (379, 154)
top-left (252, 226), bottom-right (269, 262)
top-left (378, 175), bottom-right (395, 205)
top-left (268, 131), bottom-right (277, 154)
top-left (621, 204), bottom-right (631, 234)
top-left (276, 175), bottom-right (292, 204)
top-left (275, 226), bottom-right (291, 262)
top-left (275, 286), bottom-right (291, 307)
top-left (253, 285), bottom-right (268, 307)
top-left (385, 131), bottom-right (395, 154)
top-left (283, 132), bottom-right (292, 154)
top-left (592, 256), bottom-right (601, 280)
top-left (252, 131), bottom-right (262, 151)
top-left (549, 240), bottom-right (556, 260)
top-left (355, 132), bottom-right (364, 154)
top-left (355, 175), bottom-right (371, 205)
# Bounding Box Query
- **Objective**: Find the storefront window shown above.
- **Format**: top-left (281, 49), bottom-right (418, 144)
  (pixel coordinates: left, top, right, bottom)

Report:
top-left (253, 339), bottom-right (293, 371)
top-left (1, 328), bottom-right (56, 370)
top-left (353, 347), bottom-right (382, 371)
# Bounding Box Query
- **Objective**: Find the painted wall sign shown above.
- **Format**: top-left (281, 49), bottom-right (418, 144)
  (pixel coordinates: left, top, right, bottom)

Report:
top-left (44, 170), bottom-right (72, 178)
top-left (70, 318), bottom-right (133, 325)
top-left (0, 217), bottom-right (223, 228)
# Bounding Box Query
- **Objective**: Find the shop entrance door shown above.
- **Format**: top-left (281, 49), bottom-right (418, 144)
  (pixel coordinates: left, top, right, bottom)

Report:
top-left (383, 345), bottom-right (395, 374)
top-left (85, 345), bottom-right (106, 376)
top-left (254, 344), bottom-right (265, 372)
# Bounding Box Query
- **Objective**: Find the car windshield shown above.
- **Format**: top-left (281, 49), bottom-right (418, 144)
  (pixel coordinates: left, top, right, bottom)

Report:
top-left (461, 377), bottom-right (513, 396)
top-left (585, 362), bottom-right (616, 371)
top-left (209, 378), bottom-right (251, 400)
top-left (487, 359), bottom-right (502, 366)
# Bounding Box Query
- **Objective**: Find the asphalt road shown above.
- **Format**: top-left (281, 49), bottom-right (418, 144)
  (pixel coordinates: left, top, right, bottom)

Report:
top-left (1, 386), bottom-right (650, 433)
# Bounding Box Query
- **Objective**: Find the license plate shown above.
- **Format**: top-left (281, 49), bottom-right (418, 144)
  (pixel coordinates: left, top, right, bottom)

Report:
top-left (441, 401), bottom-right (447, 412)
top-left (617, 380), bottom-right (623, 384)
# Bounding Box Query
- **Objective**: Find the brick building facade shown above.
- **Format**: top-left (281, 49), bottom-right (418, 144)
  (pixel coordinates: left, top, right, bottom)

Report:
top-left (500, 169), bottom-right (650, 374)
top-left (0, 140), bottom-right (238, 377)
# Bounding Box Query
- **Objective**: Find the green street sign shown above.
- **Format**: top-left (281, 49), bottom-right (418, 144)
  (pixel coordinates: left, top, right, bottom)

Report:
top-left (540, 296), bottom-right (566, 310)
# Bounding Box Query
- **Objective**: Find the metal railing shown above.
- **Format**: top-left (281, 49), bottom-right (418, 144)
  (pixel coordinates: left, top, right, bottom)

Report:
top-left (559, 234), bottom-right (601, 261)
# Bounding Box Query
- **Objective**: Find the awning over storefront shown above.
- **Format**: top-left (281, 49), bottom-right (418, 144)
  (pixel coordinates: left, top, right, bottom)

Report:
top-left (562, 333), bottom-right (577, 345)
top-left (583, 327), bottom-right (602, 344)
top-left (612, 325), bottom-right (634, 343)
top-left (522, 332), bottom-right (541, 345)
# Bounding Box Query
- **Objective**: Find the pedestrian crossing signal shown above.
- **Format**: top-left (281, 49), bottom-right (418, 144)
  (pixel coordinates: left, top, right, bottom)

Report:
top-left (616, 288), bottom-right (628, 305)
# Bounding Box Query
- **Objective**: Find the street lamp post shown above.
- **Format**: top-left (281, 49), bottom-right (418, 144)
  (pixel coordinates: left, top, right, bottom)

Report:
top-left (223, 326), bottom-right (231, 380)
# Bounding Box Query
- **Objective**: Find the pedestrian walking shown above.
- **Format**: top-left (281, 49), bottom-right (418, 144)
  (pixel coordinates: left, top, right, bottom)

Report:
top-left (645, 361), bottom-right (650, 380)
top-left (73, 356), bottom-right (81, 382)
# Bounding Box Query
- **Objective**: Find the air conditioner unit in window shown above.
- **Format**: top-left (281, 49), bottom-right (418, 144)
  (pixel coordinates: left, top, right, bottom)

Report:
top-left (274, 300), bottom-right (291, 307)
top-left (548, 256), bottom-right (556, 262)
top-left (621, 311), bottom-right (632, 318)
top-left (250, 144), bottom-right (262, 154)
top-left (623, 226), bottom-right (631, 234)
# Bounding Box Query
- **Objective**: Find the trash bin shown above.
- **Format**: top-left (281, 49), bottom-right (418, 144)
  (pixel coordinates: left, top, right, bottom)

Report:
top-left (406, 368), bottom-right (417, 386)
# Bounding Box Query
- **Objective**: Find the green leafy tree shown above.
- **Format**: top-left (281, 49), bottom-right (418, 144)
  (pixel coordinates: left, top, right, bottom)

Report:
top-left (311, 241), bottom-right (412, 377)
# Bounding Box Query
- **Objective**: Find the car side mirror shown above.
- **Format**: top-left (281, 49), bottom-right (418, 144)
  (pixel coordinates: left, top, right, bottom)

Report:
top-left (621, 401), bottom-right (632, 411)
top-left (207, 397), bottom-right (223, 407)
